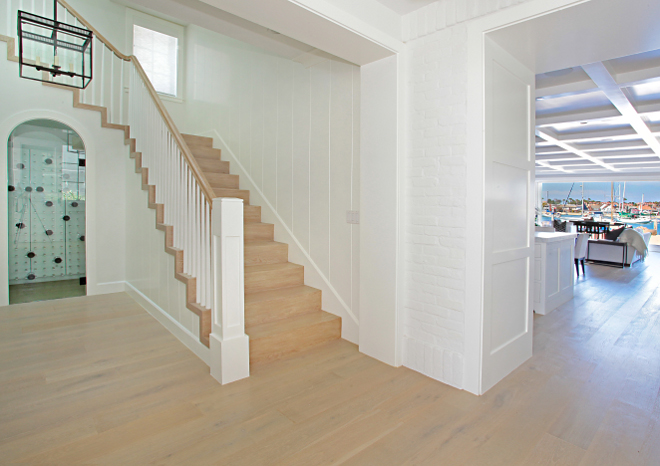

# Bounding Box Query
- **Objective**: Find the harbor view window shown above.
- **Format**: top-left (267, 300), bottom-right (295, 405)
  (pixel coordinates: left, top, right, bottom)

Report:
top-left (537, 181), bottom-right (659, 242)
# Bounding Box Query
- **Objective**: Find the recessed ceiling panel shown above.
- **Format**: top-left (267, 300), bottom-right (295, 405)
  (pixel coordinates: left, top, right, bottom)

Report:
top-left (623, 80), bottom-right (660, 103)
top-left (536, 90), bottom-right (613, 117)
top-left (548, 118), bottom-right (631, 135)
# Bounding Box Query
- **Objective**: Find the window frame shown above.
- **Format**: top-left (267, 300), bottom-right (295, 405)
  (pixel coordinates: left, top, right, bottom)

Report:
top-left (126, 9), bottom-right (185, 102)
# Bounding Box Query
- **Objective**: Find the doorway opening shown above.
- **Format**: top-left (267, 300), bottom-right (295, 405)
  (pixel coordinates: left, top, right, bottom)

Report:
top-left (7, 119), bottom-right (86, 304)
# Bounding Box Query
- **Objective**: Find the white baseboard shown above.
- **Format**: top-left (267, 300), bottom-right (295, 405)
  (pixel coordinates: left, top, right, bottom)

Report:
top-left (202, 129), bottom-right (360, 344)
top-left (124, 282), bottom-right (211, 366)
top-left (88, 281), bottom-right (126, 295)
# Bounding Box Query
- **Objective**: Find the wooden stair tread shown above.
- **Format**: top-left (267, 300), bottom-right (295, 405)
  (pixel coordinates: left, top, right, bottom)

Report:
top-left (244, 240), bottom-right (286, 247)
top-left (205, 172), bottom-right (239, 189)
top-left (196, 158), bottom-right (229, 174)
top-left (244, 241), bottom-right (288, 266)
top-left (245, 284), bottom-right (319, 304)
top-left (189, 146), bottom-right (223, 159)
top-left (246, 310), bottom-right (339, 341)
top-left (245, 262), bottom-right (302, 274)
top-left (245, 285), bottom-right (321, 327)
top-left (214, 188), bottom-right (249, 203)
top-left (244, 205), bottom-right (261, 223)
top-left (244, 222), bottom-right (274, 241)
top-left (182, 133), bottom-right (212, 147)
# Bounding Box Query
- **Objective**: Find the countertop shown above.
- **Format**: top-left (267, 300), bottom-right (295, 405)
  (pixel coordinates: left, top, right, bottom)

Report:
top-left (534, 232), bottom-right (577, 243)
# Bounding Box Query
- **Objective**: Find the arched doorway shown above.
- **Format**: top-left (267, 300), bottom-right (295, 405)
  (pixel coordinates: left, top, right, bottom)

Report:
top-left (7, 119), bottom-right (86, 304)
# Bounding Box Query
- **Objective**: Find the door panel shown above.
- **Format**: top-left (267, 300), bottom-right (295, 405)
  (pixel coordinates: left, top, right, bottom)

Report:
top-left (482, 38), bottom-right (535, 392)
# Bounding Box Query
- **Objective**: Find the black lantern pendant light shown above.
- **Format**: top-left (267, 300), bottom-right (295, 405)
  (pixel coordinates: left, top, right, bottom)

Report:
top-left (17, 0), bottom-right (93, 89)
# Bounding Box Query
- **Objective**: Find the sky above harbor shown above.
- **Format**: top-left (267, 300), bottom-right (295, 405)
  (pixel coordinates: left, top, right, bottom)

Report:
top-left (541, 182), bottom-right (660, 203)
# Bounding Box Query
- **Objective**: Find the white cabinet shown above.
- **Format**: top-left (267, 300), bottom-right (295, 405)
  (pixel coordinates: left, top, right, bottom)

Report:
top-left (533, 232), bottom-right (577, 315)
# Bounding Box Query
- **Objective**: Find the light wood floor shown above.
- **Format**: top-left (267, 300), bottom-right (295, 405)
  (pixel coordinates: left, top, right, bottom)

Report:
top-left (1, 255), bottom-right (660, 465)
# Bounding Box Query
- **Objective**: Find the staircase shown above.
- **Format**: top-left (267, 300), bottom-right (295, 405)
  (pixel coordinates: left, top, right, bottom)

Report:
top-left (181, 134), bottom-right (341, 365)
top-left (1, 4), bottom-right (341, 368)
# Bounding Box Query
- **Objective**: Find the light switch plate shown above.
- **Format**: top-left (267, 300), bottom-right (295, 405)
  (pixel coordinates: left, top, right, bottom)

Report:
top-left (346, 210), bottom-right (359, 224)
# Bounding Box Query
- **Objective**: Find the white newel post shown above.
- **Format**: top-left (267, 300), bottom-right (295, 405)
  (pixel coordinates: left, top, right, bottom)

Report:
top-left (210, 197), bottom-right (250, 384)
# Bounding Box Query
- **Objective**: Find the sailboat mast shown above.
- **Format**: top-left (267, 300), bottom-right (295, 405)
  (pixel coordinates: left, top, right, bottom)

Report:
top-left (611, 182), bottom-right (614, 223)
top-left (622, 182), bottom-right (626, 213)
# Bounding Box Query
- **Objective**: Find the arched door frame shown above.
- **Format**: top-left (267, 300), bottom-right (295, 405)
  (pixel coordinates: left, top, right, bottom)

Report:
top-left (0, 109), bottom-right (96, 306)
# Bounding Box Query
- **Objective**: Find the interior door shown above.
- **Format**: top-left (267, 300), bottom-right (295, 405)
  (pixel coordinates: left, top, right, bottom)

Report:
top-left (481, 37), bottom-right (535, 392)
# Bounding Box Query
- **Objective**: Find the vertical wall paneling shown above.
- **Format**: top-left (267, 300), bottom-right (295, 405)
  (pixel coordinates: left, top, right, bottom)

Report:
top-left (251, 59), bottom-right (264, 189)
top-left (277, 60), bottom-right (294, 229)
top-left (238, 53), bottom-right (252, 170)
top-left (329, 60), bottom-right (354, 311)
top-left (309, 60), bottom-right (331, 278)
top-left (292, 65), bottom-right (311, 252)
top-left (262, 55), bottom-right (279, 199)
top-left (227, 46), bottom-right (241, 160)
top-left (351, 65), bottom-right (361, 317)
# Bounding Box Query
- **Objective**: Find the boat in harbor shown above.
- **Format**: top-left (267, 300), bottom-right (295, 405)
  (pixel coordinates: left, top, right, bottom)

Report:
top-left (616, 212), bottom-right (652, 224)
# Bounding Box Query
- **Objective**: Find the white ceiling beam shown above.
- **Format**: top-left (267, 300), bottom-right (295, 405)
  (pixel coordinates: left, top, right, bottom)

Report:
top-left (536, 129), bottom-right (618, 171)
top-left (582, 61), bottom-right (660, 158)
top-left (535, 159), bottom-right (572, 173)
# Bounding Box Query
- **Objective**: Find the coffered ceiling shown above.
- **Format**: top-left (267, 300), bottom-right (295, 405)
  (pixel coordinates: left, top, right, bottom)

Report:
top-left (536, 49), bottom-right (660, 180)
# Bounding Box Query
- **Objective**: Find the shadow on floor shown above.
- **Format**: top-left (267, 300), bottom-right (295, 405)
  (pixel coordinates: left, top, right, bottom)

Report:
top-left (9, 279), bottom-right (86, 305)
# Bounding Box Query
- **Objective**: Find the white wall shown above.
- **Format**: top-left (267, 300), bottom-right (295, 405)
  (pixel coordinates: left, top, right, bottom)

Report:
top-left (403, 22), bottom-right (469, 388)
top-left (123, 155), bottom-right (209, 363)
top-left (181, 25), bottom-right (361, 340)
top-left (0, 42), bottom-right (127, 305)
top-left (360, 54), bottom-right (402, 366)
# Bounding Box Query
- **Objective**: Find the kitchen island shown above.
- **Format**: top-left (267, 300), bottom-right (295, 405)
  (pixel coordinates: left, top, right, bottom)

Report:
top-left (534, 232), bottom-right (577, 315)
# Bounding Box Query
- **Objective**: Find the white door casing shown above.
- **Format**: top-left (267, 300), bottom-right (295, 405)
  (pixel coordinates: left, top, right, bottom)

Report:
top-left (481, 37), bottom-right (535, 392)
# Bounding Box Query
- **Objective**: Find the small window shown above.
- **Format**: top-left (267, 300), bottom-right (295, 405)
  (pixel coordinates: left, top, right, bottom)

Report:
top-left (133, 25), bottom-right (178, 97)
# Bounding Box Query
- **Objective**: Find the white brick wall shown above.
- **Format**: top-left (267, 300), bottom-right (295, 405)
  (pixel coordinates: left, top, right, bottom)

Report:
top-left (404, 23), bottom-right (468, 388)
top-left (402, 0), bottom-right (536, 388)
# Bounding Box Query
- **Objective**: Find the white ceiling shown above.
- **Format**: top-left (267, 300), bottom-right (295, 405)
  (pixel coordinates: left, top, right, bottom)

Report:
top-left (535, 50), bottom-right (660, 180)
top-left (372, 0), bottom-right (436, 15)
top-left (115, 0), bottom-right (403, 65)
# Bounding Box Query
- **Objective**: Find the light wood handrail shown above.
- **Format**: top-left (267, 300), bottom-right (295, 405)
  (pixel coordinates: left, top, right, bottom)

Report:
top-left (57, 0), bottom-right (217, 206)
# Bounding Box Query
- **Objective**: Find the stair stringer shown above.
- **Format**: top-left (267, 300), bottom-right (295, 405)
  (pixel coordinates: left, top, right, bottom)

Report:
top-left (72, 100), bottom-right (212, 347)
top-left (70, 93), bottom-right (213, 347)
top-left (202, 129), bottom-right (359, 344)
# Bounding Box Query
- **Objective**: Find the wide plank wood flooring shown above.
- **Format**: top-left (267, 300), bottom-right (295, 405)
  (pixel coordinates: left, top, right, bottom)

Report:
top-left (1, 254), bottom-right (660, 464)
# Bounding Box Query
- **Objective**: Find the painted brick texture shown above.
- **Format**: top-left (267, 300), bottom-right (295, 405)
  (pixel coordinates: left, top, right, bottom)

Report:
top-left (402, 0), bottom-right (537, 388)
top-left (404, 23), bottom-right (468, 388)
